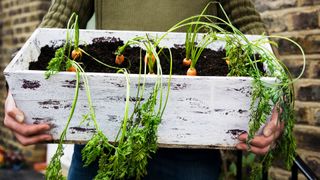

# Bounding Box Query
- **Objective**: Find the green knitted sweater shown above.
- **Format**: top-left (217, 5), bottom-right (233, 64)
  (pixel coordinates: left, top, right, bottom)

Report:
top-left (39, 0), bottom-right (265, 34)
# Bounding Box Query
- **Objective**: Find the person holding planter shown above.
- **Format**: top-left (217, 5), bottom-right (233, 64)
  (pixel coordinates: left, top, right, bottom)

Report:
top-left (4, 0), bottom-right (283, 179)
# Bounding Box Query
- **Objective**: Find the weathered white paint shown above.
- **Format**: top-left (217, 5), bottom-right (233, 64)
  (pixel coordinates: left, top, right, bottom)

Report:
top-left (4, 29), bottom-right (276, 149)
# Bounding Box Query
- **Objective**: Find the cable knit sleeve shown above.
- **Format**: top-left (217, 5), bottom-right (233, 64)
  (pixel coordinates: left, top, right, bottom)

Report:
top-left (219, 0), bottom-right (266, 35)
top-left (39, 0), bottom-right (94, 29)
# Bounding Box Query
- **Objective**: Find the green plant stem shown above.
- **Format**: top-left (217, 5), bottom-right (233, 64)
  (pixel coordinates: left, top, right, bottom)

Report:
top-left (118, 69), bottom-right (131, 144)
top-left (45, 64), bottom-right (80, 180)
top-left (80, 49), bottom-right (121, 70)
top-left (160, 47), bottom-right (172, 117)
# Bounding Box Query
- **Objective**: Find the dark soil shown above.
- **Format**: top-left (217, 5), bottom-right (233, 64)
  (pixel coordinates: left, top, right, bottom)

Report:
top-left (29, 37), bottom-right (230, 76)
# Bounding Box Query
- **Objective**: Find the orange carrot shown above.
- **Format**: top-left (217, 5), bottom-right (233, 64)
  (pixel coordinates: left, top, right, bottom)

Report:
top-left (187, 67), bottom-right (197, 76)
top-left (67, 66), bottom-right (77, 72)
top-left (182, 58), bottom-right (191, 66)
top-left (115, 54), bottom-right (125, 65)
top-left (144, 53), bottom-right (155, 64)
top-left (71, 49), bottom-right (82, 60)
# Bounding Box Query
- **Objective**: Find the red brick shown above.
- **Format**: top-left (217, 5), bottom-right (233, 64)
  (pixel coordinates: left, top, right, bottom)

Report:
top-left (310, 61), bottom-right (320, 78)
top-left (287, 11), bottom-right (319, 31)
top-left (277, 33), bottom-right (320, 55)
top-left (281, 58), bottom-right (308, 78)
top-left (294, 125), bottom-right (320, 152)
top-left (295, 102), bottom-right (320, 126)
top-left (260, 7), bottom-right (320, 33)
top-left (295, 106), bottom-right (311, 124)
top-left (297, 84), bottom-right (320, 101)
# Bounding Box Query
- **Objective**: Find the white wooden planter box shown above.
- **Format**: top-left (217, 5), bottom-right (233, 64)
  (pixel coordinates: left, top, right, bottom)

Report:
top-left (4, 28), bottom-right (275, 149)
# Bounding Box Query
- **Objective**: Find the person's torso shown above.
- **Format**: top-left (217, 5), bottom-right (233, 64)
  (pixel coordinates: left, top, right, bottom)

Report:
top-left (95, 0), bottom-right (217, 31)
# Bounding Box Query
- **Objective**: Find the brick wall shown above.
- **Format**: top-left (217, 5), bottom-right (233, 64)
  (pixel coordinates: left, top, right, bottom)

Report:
top-left (0, 0), bottom-right (51, 164)
top-left (254, 0), bottom-right (320, 178)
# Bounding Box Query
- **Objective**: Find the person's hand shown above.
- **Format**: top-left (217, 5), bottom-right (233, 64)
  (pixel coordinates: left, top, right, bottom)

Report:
top-left (236, 107), bottom-right (284, 155)
top-left (4, 92), bottom-right (53, 146)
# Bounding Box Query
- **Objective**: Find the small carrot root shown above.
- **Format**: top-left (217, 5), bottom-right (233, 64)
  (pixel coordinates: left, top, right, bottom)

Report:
top-left (225, 58), bottom-right (230, 65)
top-left (67, 66), bottom-right (77, 72)
top-left (72, 49), bottom-right (82, 60)
top-left (187, 67), bottom-right (197, 76)
top-left (115, 54), bottom-right (125, 65)
top-left (144, 53), bottom-right (155, 64)
top-left (182, 58), bottom-right (191, 66)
